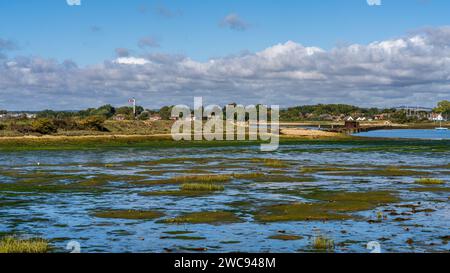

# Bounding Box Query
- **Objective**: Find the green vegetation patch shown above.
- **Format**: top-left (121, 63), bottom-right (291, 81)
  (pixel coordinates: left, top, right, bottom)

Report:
top-left (0, 236), bottom-right (50, 253)
top-left (326, 167), bottom-right (429, 177)
top-left (140, 190), bottom-right (211, 197)
top-left (255, 191), bottom-right (399, 222)
top-left (136, 174), bottom-right (232, 186)
top-left (268, 235), bottom-right (303, 241)
top-left (0, 173), bottom-right (137, 193)
top-left (239, 174), bottom-right (315, 183)
top-left (0, 198), bottom-right (28, 208)
top-left (131, 157), bottom-right (222, 166)
top-left (140, 182), bottom-right (225, 197)
top-left (160, 235), bottom-right (206, 241)
top-left (248, 158), bottom-right (291, 168)
top-left (254, 203), bottom-right (352, 222)
top-left (409, 187), bottom-right (450, 193)
top-left (304, 191), bottom-right (400, 211)
top-left (234, 172), bottom-right (315, 183)
top-left (93, 209), bottom-right (164, 220)
top-left (415, 178), bottom-right (445, 185)
top-left (311, 235), bottom-right (335, 252)
top-left (220, 241), bottom-right (241, 244)
top-left (233, 173), bottom-right (266, 180)
top-left (300, 166), bottom-right (349, 173)
top-left (163, 231), bottom-right (195, 235)
top-left (161, 211), bottom-right (241, 225)
top-left (181, 183), bottom-right (224, 192)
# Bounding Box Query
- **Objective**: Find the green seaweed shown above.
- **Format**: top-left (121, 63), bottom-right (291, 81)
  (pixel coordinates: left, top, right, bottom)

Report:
top-left (161, 211), bottom-right (241, 225)
top-left (268, 235), bottom-right (303, 241)
top-left (92, 209), bottom-right (164, 220)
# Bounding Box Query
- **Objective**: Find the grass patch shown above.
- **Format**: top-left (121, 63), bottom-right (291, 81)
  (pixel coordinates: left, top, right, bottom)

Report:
top-left (409, 187), bottom-right (450, 193)
top-left (312, 235), bottom-right (335, 251)
top-left (261, 159), bottom-right (289, 168)
top-left (254, 203), bottom-right (352, 222)
top-left (304, 191), bottom-right (399, 211)
top-left (136, 157), bottom-right (216, 166)
top-left (248, 158), bottom-right (291, 168)
top-left (255, 191), bottom-right (399, 222)
top-left (93, 209), bottom-right (164, 220)
top-left (415, 178), bottom-right (445, 185)
top-left (0, 199), bottom-right (28, 208)
top-left (0, 173), bottom-right (146, 193)
top-left (0, 236), bottom-right (50, 253)
top-left (245, 175), bottom-right (315, 183)
top-left (136, 174), bottom-right (232, 186)
top-left (220, 241), bottom-right (241, 244)
top-left (161, 211), bottom-right (241, 225)
top-left (163, 231), bottom-right (195, 235)
top-left (233, 173), bottom-right (266, 180)
top-left (300, 166), bottom-right (348, 173)
top-left (160, 235), bottom-right (206, 240)
top-left (140, 190), bottom-right (212, 197)
top-left (181, 183), bottom-right (224, 192)
top-left (327, 167), bottom-right (429, 177)
top-left (268, 235), bottom-right (303, 241)
top-left (140, 182), bottom-right (224, 197)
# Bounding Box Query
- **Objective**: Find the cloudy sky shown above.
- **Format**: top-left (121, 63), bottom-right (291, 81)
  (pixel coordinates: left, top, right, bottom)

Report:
top-left (1, 0), bottom-right (450, 110)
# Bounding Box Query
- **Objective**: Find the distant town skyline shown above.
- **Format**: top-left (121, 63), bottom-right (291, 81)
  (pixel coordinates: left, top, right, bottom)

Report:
top-left (1, 0), bottom-right (450, 110)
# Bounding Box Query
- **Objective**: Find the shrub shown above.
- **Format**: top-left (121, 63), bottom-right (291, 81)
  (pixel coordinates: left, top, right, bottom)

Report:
top-left (137, 111), bottom-right (150, 120)
top-left (9, 123), bottom-right (34, 134)
top-left (77, 116), bottom-right (108, 131)
top-left (31, 118), bottom-right (57, 134)
top-left (0, 123), bottom-right (6, 130)
top-left (52, 118), bottom-right (79, 131)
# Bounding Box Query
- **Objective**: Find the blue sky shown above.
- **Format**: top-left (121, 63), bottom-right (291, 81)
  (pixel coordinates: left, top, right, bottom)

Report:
top-left (1, 0), bottom-right (449, 65)
top-left (1, 0), bottom-right (450, 110)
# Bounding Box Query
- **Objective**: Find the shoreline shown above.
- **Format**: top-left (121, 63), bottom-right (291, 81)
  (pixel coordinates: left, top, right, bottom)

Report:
top-left (0, 132), bottom-right (447, 152)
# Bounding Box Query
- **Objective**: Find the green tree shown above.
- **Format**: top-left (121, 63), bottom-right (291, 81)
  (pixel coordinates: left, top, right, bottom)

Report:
top-left (159, 106), bottom-right (173, 120)
top-left (434, 100), bottom-right (450, 117)
top-left (137, 111), bottom-right (150, 120)
top-left (92, 104), bottom-right (116, 118)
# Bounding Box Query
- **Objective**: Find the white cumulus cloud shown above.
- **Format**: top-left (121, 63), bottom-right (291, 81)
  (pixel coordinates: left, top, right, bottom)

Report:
top-left (367, 0), bottom-right (381, 6)
top-left (66, 0), bottom-right (81, 6)
top-left (114, 57), bottom-right (150, 65)
top-left (1, 27), bottom-right (450, 110)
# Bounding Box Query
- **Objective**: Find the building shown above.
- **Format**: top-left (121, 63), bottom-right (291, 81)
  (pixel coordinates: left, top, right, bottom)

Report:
top-left (430, 113), bottom-right (445, 121)
top-left (149, 114), bottom-right (162, 121)
top-left (113, 114), bottom-right (127, 121)
top-left (344, 121), bottom-right (360, 129)
top-left (373, 114), bottom-right (386, 120)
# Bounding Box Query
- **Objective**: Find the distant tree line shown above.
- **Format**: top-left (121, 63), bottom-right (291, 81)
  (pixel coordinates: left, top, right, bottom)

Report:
top-left (279, 104), bottom-right (398, 121)
top-left (1, 101), bottom-right (449, 135)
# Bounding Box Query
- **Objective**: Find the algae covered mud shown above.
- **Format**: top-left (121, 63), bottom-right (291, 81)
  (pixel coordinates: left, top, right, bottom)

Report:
top-left (0, 139), bottom-right (449, 253)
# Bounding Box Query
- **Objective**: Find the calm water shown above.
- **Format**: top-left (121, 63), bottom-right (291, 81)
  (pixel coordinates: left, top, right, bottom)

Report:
top-left (0, 140), bottom-right (449, 253)
top-left (354, 129), bottom-right (450, 140)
